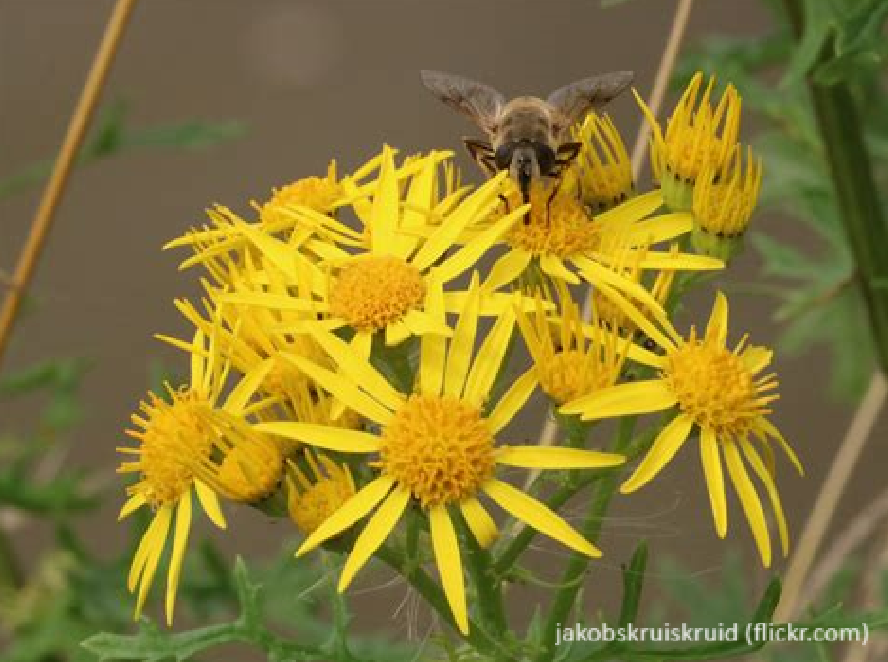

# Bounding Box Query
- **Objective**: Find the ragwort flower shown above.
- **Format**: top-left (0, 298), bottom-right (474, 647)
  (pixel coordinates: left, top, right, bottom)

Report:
top-left (117, 329), bottom-right (274, 623)
top-left (220, 147), bottom-right (528, 356)
top-left (638, 72), bottom-right (741, 212)
top-left (254, 277), bottom-right (626, 633)
top-left (561, 293), bottom-right (803, 567)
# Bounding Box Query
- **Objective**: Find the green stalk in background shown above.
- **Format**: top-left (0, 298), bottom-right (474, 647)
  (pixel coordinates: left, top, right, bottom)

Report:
top-left (784, 0), bottom-right (888, 373)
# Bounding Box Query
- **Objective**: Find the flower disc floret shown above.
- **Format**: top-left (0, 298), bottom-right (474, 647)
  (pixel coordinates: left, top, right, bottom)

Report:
top-left (665, 338), bottom-right (762, 436)
top-left (540, 350), bottom-right (621, 405)
top-left (380, 394), bottom-right (496, 507)
top-left (329, 256), bottom-right (426, 331)
top-left (125, 389), bottom-right (215, 508)
top-left (505, 183), bottom-right (599, 258)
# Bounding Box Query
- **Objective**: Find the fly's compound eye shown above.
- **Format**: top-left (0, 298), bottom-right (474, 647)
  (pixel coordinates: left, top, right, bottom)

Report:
top-left (494, 143), bottom-right (516, 171)
top-left (532, 142), bottom-right (556, 175)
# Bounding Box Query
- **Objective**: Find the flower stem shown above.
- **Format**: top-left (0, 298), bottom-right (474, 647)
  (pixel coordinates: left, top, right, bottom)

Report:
top-left (460, 516), bottom-right (509, 638)
top-left (536, 416), bottom-right (636, 660)
top-left (781, 0), bottom-right (888, 373)
top-left (0, 0), bottom-right (138, 369)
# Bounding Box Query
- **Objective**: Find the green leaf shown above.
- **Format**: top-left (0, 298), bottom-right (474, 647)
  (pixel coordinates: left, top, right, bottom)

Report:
top-left (781, 0), bottom-right (836, 88)
top-left (82, 621), bottom-right (243, 662)
top-left (0, 102), bottom-right (245, 199)
top-left (0, 358), bottom-right (90, 398)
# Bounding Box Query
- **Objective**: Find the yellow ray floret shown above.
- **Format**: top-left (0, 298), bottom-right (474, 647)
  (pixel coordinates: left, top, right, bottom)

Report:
top-left (254, 277), bottom-right (625, 634)
top-left (561, 293), bottom-right (803, 567)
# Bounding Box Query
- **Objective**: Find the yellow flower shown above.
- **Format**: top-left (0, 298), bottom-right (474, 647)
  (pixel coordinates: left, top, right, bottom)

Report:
top-left (259, 160), bottom-right (344, 227)
top-left (117, 329), bottom-right (269, 623)
top-left (638, 72), bottom-right (741, 212)
top-left (287, 450), bottom-right (357, 535)
top-left (483, 183), bottom-right (718, 355)
top-left (567, 111), bottom-right (635, 213)
top-left (254, 277), bottom-right (626, 634)
top-left (691, 144), bottom-right (762, 261)
top-left (561, 293), bottom-right (803, 567)
top-left (515, 285), bottom-right (644, 405)
top-left (483, 182), bottom-right (721, 340)
top-left (219, 147), bottom-right (528, 355)
top-left (163, 150), bottom-right (401, 281)
top-left (592, 246), bottom-right (678, 342)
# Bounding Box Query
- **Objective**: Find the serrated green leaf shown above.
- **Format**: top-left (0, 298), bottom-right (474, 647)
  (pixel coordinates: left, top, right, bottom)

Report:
top-left (82, 622), bottom-right (239, 662)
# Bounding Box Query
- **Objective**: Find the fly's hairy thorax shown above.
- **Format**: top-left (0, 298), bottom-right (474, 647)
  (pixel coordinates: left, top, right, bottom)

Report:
top-left (495, 97), bottom-right (557, 148)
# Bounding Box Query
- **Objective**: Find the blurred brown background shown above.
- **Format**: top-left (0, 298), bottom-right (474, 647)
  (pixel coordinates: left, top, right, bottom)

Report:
top-left (2, 0), bottom-right (886, 656)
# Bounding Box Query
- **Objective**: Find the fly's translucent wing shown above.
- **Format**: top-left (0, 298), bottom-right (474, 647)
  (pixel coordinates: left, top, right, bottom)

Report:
top-left (547, 71), bottom-right (634, 126)
top-left (420, 70), bottom-right (505, 134)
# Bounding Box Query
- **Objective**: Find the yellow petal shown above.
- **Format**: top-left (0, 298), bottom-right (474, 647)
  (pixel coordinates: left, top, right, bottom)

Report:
top-left (591, 279), bottom-right (676, 350)
top-left (699, 427), bottom-right (728, 538)
top-left (741, 438), bottom-right (789, 557)
top-left (540, 254), bottom-right (580, 285)
top-left (723, 440), bottom-right (772, 568)
top-left (280, 353), bottom-right (393, 425)
top-left (444, 274), bottom-right (481, 398)
top-left (487, 368), bottom-right (538, 434)
top-left (485, 249), bottom-right (532, 291)
top-left (463, 306), bottom-right (516, 407)
top-left (411, 171), bottom-right (509, 272)
top-left (297, 476), bottom-right (396, 556)
top-left (596, 189), bottom-right (664, 226)
top-left (435, 204), bottom-right (528, 284)
top-left (741, 346), bottom-right (773, 375)
top-left (195, 480), bottom-right (227, 529)
top-left (402, 309), bottom-right (453, 337)
top-left (224, 359), bottom-right (273, 413)
top-left (421, 276), bottom-right (447, 395)
top-left (758, 419), bottom-right (803, 476)
top-left (637, 252), bottom-right (724, 271)
top-left (368, 146), bottom-right (399, 255)
top-left (255, 422), bottom-right (380, 453)
top-left (561, 378), bottom-right (677, 420)
top-left (165, 493), bottom-right (193, 624)
top-left (576, 257), bottom-right (669, 326)
top-left (119, 494), bottom-right (146, 521)
top-left (498, 445), bottom-right (626, 469)
top-left (308, 329), bottom-right (405, 410)
top-left (429, 505), bottom-right (469, 635)
top-left (338, 486), bottom-right (410, 591)
top-left (484, 479), bottom-right (601, 557)
top-left (131, 505), bottom-right (173, 618)
top-left (189, 329), bottom-right (206, 394)
top-left (385, 319), bottom-right (412, 346)
top-left (621, 414), bottom-right (693, 493)
top-left (128, 505), bottom-right (172, 593)
top-left (624, 212), bottom-right (693, 244)
top-left (219, 292), bottom-right (327, 313)
top-left (706, 292), bottom-right (729, 346)
top-left (351, 330), bottom-right (372, 360)
top-left (459, 498), bottom-right (498, 549)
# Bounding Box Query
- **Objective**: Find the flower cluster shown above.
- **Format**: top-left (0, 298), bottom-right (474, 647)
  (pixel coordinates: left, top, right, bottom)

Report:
top-left (118, 72), bottom-right (800, 636)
